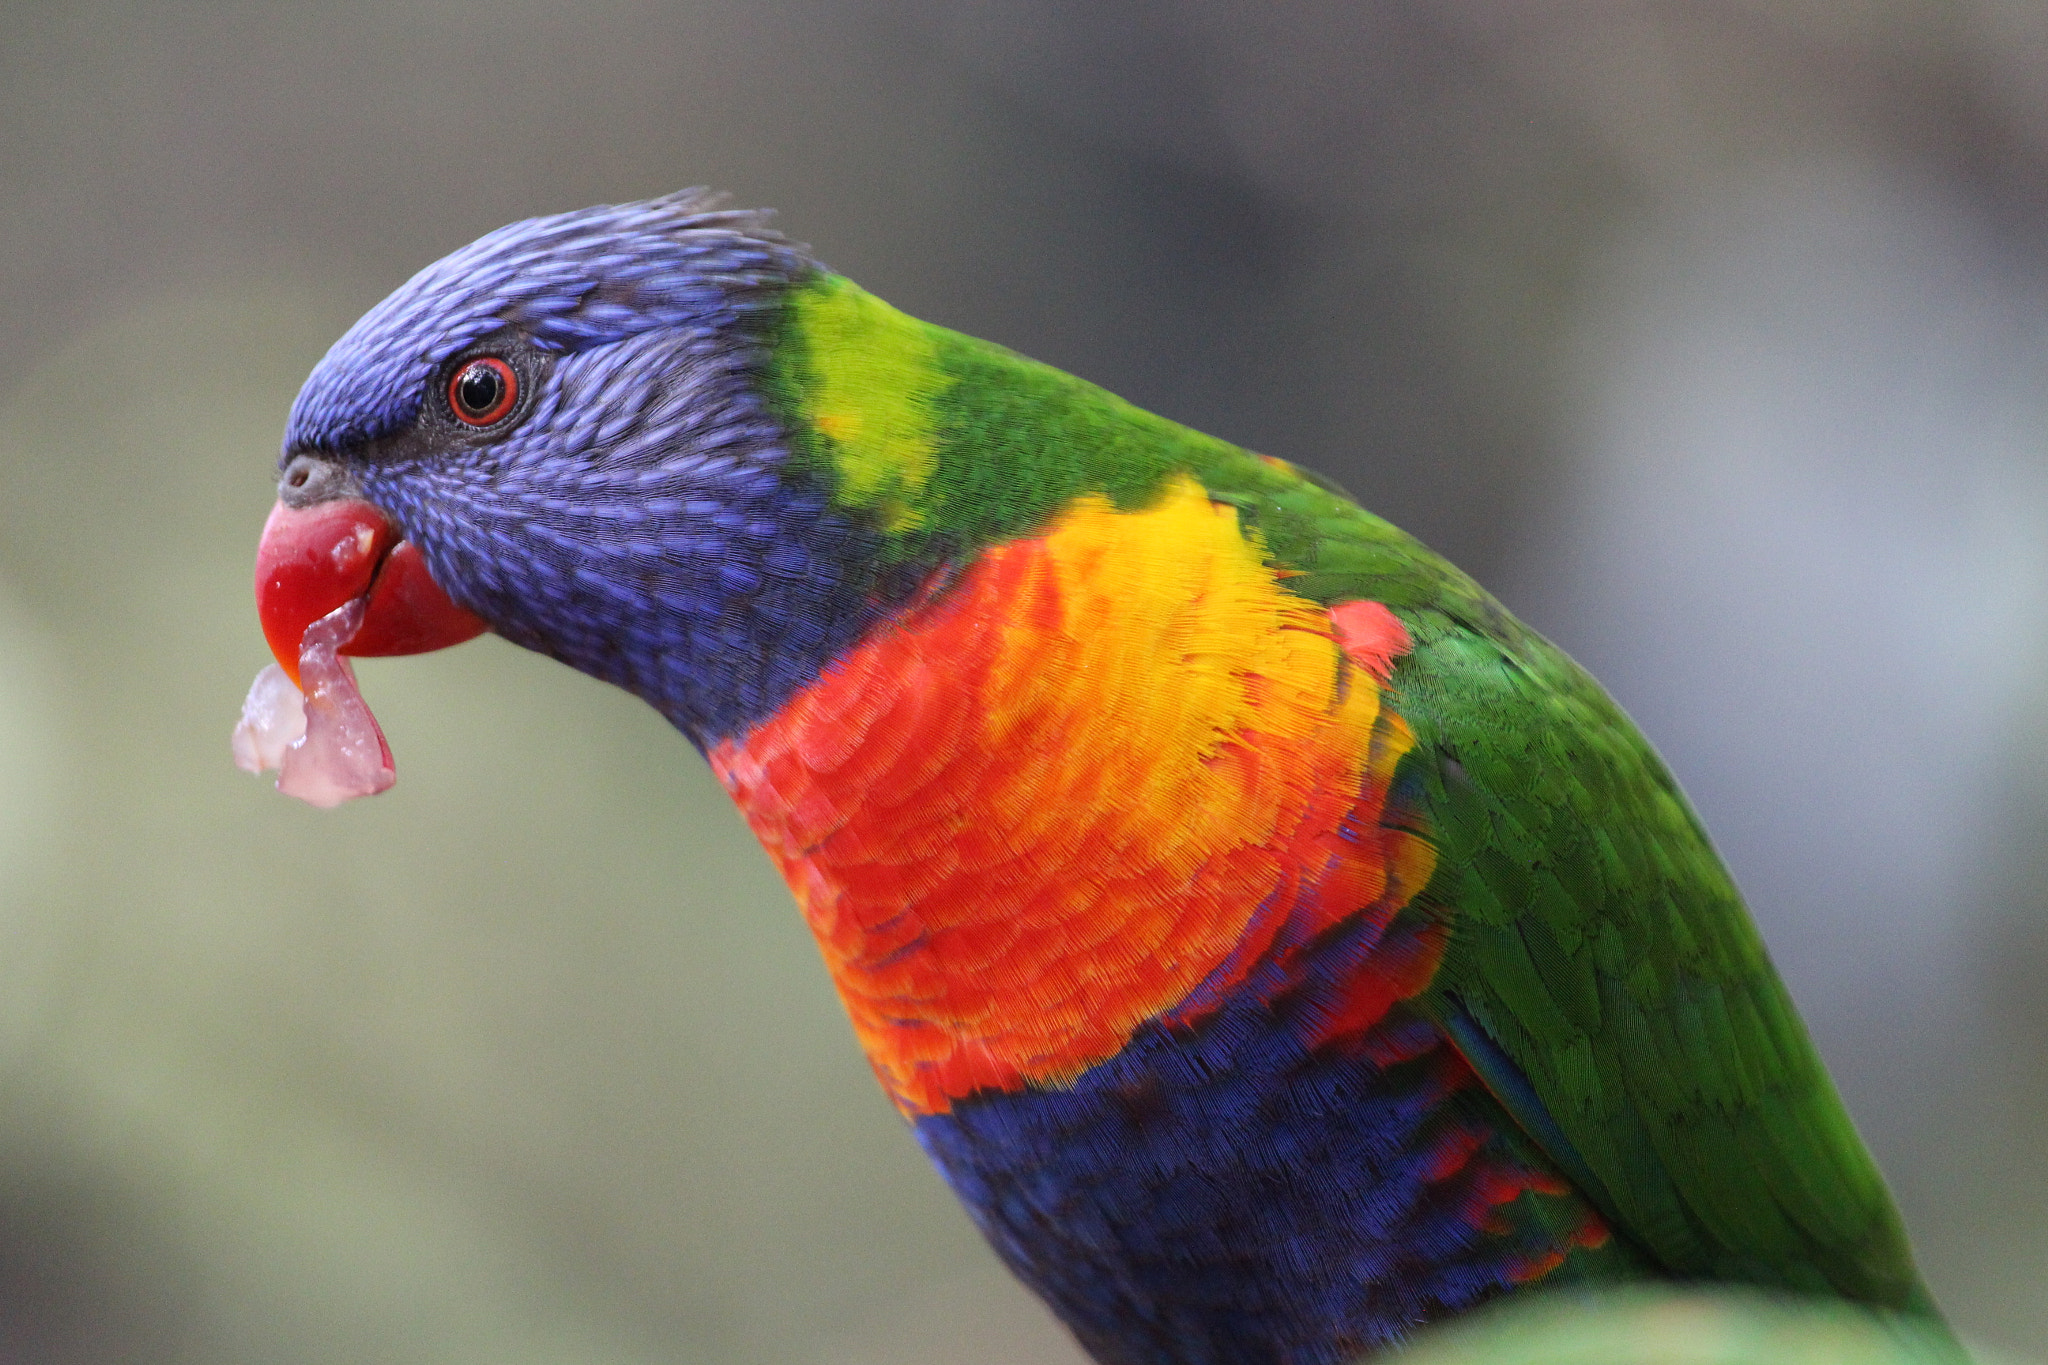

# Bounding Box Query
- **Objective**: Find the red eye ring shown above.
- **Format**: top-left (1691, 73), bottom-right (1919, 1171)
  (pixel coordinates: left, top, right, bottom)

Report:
top-left (447, 356), bottom-right (518, 426)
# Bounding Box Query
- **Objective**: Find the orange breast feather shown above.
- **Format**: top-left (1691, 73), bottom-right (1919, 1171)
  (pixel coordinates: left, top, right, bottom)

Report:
top-left (710, 475), bottom-right (1434, 1115)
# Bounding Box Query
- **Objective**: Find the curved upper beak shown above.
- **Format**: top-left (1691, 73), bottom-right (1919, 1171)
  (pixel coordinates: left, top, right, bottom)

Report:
top-left (255, 489), bottom-right (487, 688)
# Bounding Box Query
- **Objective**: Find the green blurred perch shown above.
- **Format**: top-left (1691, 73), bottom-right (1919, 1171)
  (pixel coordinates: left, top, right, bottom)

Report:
top-left (1386, 1288), bottom-right (2002, 1365)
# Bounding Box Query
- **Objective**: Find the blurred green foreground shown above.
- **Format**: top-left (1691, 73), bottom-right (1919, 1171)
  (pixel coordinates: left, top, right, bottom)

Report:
top-left (1389, 1288), bottom-right (2006, 1365)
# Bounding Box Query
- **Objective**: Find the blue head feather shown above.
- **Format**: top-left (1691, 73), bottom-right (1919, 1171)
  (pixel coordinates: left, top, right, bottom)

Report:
top-left (289, 190), bottom-right (808, 449)
top-left (283, 191), bottom-right (907, 746)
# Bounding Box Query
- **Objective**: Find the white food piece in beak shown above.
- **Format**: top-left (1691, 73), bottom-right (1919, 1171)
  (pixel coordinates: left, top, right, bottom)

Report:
top-left (232, 663), bottom-right (305, 773)
top-left (232, 598), bottom-right (396, 807)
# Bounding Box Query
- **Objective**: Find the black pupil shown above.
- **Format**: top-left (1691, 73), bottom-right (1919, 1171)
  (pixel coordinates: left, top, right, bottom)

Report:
top-left (457, 363), bottom-right (503, 416)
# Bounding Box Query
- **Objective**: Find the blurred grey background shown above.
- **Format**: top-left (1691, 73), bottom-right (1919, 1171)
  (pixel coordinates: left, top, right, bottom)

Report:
top-left (1, 2), bottom-right (2046, 1361)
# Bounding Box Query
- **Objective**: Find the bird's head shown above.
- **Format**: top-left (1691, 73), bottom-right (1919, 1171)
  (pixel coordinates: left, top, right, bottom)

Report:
top-left (257, 191), bottom-right (901, 748)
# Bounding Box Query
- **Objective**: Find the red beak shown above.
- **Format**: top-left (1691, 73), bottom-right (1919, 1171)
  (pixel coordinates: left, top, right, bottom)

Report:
top-left (255, 499), bottom-right (487, 687)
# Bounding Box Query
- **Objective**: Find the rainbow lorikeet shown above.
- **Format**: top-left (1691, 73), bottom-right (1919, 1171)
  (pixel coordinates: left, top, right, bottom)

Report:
top-left (244, 192), bottom-right (1945, 1364)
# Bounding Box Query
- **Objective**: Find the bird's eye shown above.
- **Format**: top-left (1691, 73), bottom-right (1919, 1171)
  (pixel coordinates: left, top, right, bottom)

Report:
top-left (447, 357), bottom-right (518, 427)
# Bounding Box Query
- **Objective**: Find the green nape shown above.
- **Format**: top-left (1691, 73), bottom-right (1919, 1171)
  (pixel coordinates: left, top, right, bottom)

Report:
top-left (760, 271), bottom-right (1505, 629)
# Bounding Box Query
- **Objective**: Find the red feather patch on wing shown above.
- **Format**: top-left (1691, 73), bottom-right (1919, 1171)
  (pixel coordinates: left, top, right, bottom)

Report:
top-left (1330, 599), bottom-right (1412, 683)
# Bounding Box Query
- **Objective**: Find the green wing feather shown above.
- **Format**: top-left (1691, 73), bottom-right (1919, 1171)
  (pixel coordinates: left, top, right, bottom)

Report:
top-left (1199, 452), bottom-right (1933, 1314)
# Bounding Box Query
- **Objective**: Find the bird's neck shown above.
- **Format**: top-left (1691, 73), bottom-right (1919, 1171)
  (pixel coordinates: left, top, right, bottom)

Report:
top-left (758, 271), bottom-right (1266, 571)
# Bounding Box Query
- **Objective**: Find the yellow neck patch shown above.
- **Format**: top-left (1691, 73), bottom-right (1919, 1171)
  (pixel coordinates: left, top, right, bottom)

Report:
top-left (788, 274), bottom-right (945, 531)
